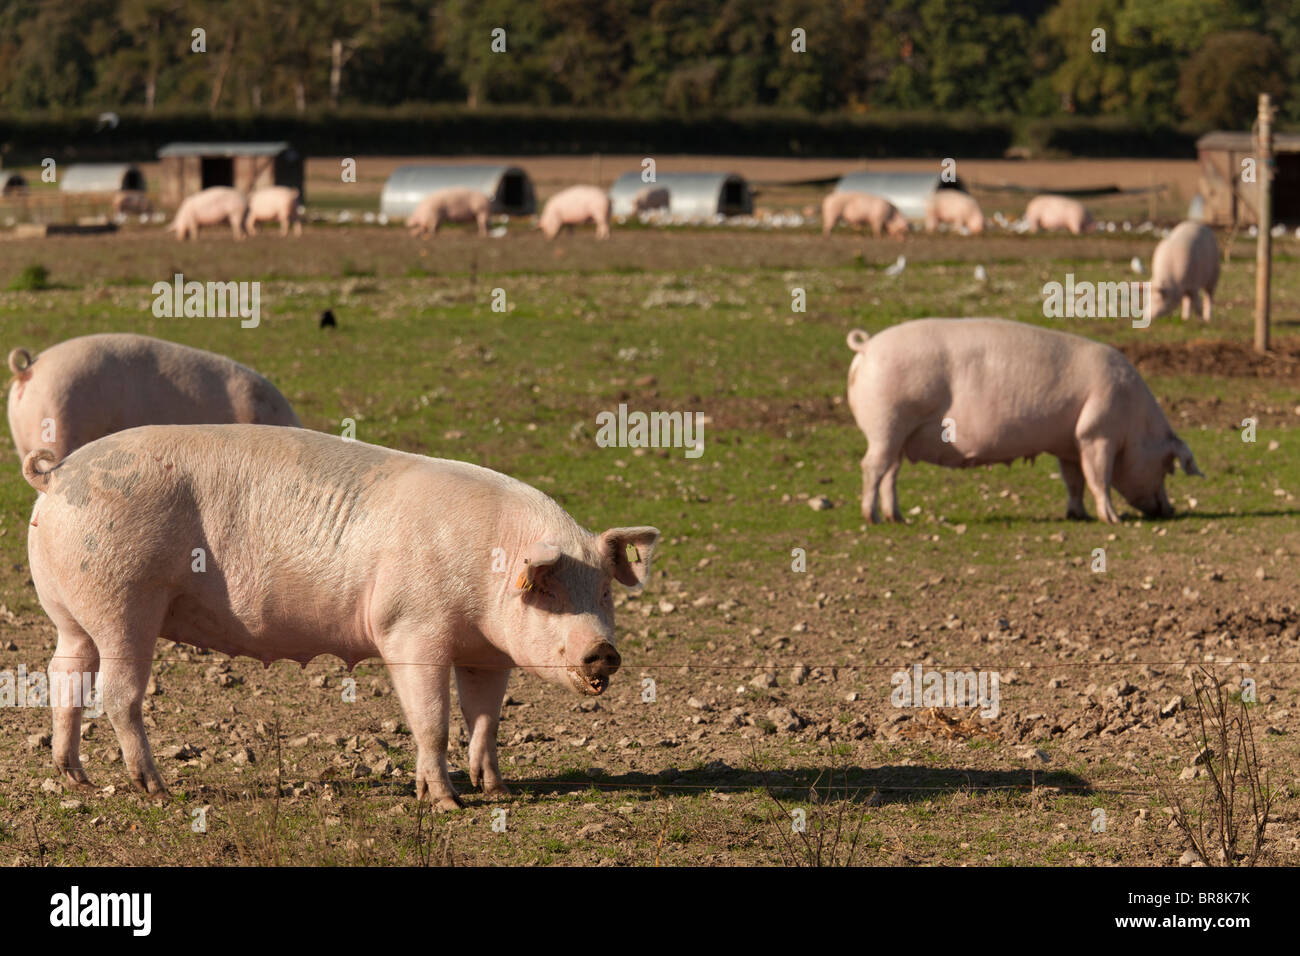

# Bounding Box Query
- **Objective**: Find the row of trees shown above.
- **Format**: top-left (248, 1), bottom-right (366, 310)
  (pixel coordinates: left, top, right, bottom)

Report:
top-left (0, 0), bottom-right (1294, 127)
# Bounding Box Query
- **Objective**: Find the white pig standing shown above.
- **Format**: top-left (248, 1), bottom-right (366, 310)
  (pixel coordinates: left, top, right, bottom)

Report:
top-left (924, 190), bottom-right (984, 234)
top-left (1023, 195), bottom-right (1095, 235)
top-left (168, 186), bottom-right (249, 240)
top-left (822, 191), bottom-right (908, 238)
top-left (7, 334), bottom-right (299, 463)
top-left (406, 187), bottom-right (491, 238)
top-left (539, 185), bottom-right (612, 240)
top-left (845, 318), bottom-right (1201, 524)
top-left (245, 185), bottom-right (304, 237)
top-left (23, 425), bottom-right (659, 809)
top-left (1147, 221), bottom-right (1220, 322)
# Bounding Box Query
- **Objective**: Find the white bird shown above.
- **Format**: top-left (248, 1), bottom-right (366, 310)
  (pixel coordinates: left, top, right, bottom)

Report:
top-left (884, 255), bottom-right (907, 277)
top-left (96, 111), bottom-right (120, 130)
top-left (974, 264), bottom-right (988, 282)
top-left (1130, 256), bottom-right (1144, 275)
top-left (1271, 224), bottom-right (1286, 238)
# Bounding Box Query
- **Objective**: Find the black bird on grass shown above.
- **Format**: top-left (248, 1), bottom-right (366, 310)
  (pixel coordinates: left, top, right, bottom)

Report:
top-left (319, 309), bottom-right (337, 329)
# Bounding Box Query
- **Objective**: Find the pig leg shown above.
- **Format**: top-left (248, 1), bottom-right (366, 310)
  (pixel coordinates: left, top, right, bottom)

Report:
top-left (279, 214), bottom-right (289, 238)
top-left (387, 652), bottom-right (462, 810)
top-left (1200, 289), bottom-right (1212, 322)
top-left (878, 458), bottom-right (904, 522)
top-left (48, 622), bottom-right (100, 787)
top-left (455, 665), bottom-right (511, 797)
top-left (1077, 436), bottom-right (1120, 524)
top-left (229, 214), bottom-right (243, 240)
top-left (246, 217), bottom-right (258, 237)
top-left (293, 215), bottom-right (303, 238)
top-left (1180, 295), bottom-right (1191, 321)
top-left (1058, 457), bottom-right (1089, 520)
top-left (476, 210), bottom-right (489, 237)
top-left (861, 439), bottom-right (902, 523)
top-left (97, 619), bottom-right (167, 795)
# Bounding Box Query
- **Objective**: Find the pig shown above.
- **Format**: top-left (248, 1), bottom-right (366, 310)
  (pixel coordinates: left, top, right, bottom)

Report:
top-left (633, 186), bottom-right (670, 212)
top-left (822, 191), bottom-right (908, 238)
top-left (406, 187), bottom-right (491, 238)
top-left (112, 190), bottom-right (151, 217)
top-left (23, 424), bottom-right (660, 809)
top-left (245, 185), bottom-right (303, 237)
top-left (168, 186), bottom-right (249, 240)
top-left (7, 334), bottom-right (299, 464)
top-left (924, 190), bottom-right (984, 234)
top-left (1023, 195), bottom-right (1094, 235)
top-left (539, 185), bottom-right (611, 240)
top-left (845, 318), bottom-right (1202, 525)
top-left (1147, 221), bottom-right (1219, 322)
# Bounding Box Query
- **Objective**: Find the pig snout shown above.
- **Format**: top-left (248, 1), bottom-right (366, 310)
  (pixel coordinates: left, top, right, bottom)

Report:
top-left (573, 640), bottom-right (621, 695)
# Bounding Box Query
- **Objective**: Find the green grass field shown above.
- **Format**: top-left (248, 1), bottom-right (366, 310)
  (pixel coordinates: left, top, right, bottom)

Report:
top-left (0, 227), bottom-right (1297, 865)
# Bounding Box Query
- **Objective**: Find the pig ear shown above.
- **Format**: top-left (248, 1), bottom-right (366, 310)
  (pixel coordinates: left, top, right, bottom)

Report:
top-left (1174, 439), bottom-right (1203, 477)
top-left (511, 542), bottom-right (562, 594)
top-left (600, 527), bottom-right (661, 590)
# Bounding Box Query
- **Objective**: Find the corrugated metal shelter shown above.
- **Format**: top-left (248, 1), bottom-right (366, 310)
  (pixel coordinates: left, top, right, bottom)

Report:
top-left (1196, 130), bottom-right (1300, 227)
top-left (2, 172), bottom-right (26, 196)
top-left (831, 172), bottom-right (968, 221)
top-left (157, 142), bottom-right (303, 208)
top-left (380, 165), bottom-right (536, 219)
top-left (608, 172), bottom-right (752, 219)
top-left (61, 163), bottom-right (145, 193)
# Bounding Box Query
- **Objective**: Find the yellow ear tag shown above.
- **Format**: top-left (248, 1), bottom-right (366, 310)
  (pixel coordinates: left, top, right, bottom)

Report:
top-left (628, 544), bottom-right (640, 564)
top-left (516, 573), bottom-right (531, 591)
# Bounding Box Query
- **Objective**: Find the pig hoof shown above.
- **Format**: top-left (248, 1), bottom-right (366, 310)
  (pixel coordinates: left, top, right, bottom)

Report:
top-left (433, 794), bottom-right (464, 813)
top-left (130, 771), bottom-right (169, 797)
top-left (482, 783), bottom-right (513, 800)
top-left (62, 767), bottom-right (94, 788)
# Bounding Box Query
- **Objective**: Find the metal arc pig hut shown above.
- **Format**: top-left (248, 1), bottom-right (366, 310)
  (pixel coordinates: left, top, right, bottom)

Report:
top-left (379, 165), bottom-right (537, 220)
top-left (831, 170), bottom-right (970, 221)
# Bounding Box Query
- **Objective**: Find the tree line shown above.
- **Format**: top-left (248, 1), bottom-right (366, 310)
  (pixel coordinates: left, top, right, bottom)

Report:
top-left (0, 0), bottom-right (1294, 129)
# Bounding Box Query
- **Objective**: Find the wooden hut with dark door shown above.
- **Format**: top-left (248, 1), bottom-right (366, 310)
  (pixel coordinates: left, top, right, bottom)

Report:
top-left (157, 142), bottom-right (304, 208)
top-left (1196, 131), bottom-right (1300, 227)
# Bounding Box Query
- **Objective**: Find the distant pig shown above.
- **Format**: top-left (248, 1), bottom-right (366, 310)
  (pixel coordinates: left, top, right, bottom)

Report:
top-left (822, 191), bottom-right (908, 238)
top-left (1147, 221), bottom-right (1219, 322)
top-left (112, 190), bottom-right (151, 217)
top-left (633, 186), bottom-right (670, 212)
top-left (245, 186), bottom-right (303, 237)
top-left (407, 187), bottom-right (491, 238)
top-left (1023, 195), bottom-right (1094, 235)
top-left (168, 186), bottom-right (249, 240)
top-left (924, 190), bottom-right (984, 234)
top-left (23, 424), bottom-right (659, 808)
top-left (7, 334), bottom-right (299, 464)
top-left (845, 318), bottom-right (1201, 524)
top-left (539, 185), bottom-right (611, 240)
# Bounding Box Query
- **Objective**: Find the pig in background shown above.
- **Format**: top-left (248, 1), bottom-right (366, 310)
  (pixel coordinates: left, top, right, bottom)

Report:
top-left (23, 425), bottom-right (659, 809)
top-left (7, 333), bottom-right (299, 464)
top-left (633, 186), bottom-right (670, 213)
top-left (822, 191), bottom-right (908, 239)
top-left (407, 187), bottom-right (492, 238)
top-left (540, 185), bottom-right (612, 240)
top-left (924, 190), bottom-right (984, 235)
top-left (1147, 221), bottom-right (1220, 322)
top-left (845, 318), bottom-right (1201, 525)
top-left (245, 185), bottom-right (304, 237)
top-left (168, 186), bottom-right (249, 240)
top-left (1023, 195), bottom-right (1095, 235)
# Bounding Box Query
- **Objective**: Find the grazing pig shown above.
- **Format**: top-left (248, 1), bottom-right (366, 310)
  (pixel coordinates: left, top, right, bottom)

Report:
top-left (1023, 195), bottom-right (1094, 235)
top-left (633, 186), bottom-right (670, 212)
top-left (7, 334), bottom-right (299, 464)
top-left (406, 187), bottom-right (491, 238)
top-left (1147, 221), bottom-right (1219, 322)
top-left (539, 185), bottom-right (611, 240)
top-left (924, 190), bottom-right (984, 234)
top-left (168, 186), bottom-right (248, 240)
top-left (23, 424), bottom-right (659, 808)
top-left (822, 191), bottom-right (908, 238)
top-left (845, 318), bottom-right (1201, 525)
top-left (245, 185), bottom-right (303, 237)
top-left (112, 190), bottom-right (151, 217)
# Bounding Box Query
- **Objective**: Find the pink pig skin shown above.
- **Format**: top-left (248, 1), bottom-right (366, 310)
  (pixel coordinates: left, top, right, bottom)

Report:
top-left (1024, 195), bottom-right (1095, 235)
top-left (822, 191), bottom-right (908, 238)
top-left (245, 186), bottom-right (303, 237)
top-left (407, 188), bottom-right (491, 238)
top-left (539, 185), bottom-right (611, 240)
top-left (7, 334), bottom-right (299, 464)
top-left (924, 190), bottom-right (984, 234)
top-left (24, 424), bottom-right (659, 809)
top-left (168, 186), bottom-right (249, 240)
top-left (845, 318), bottom-right (1201, 525)
top-left (1148, 221), bottom-right (1220, 322)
